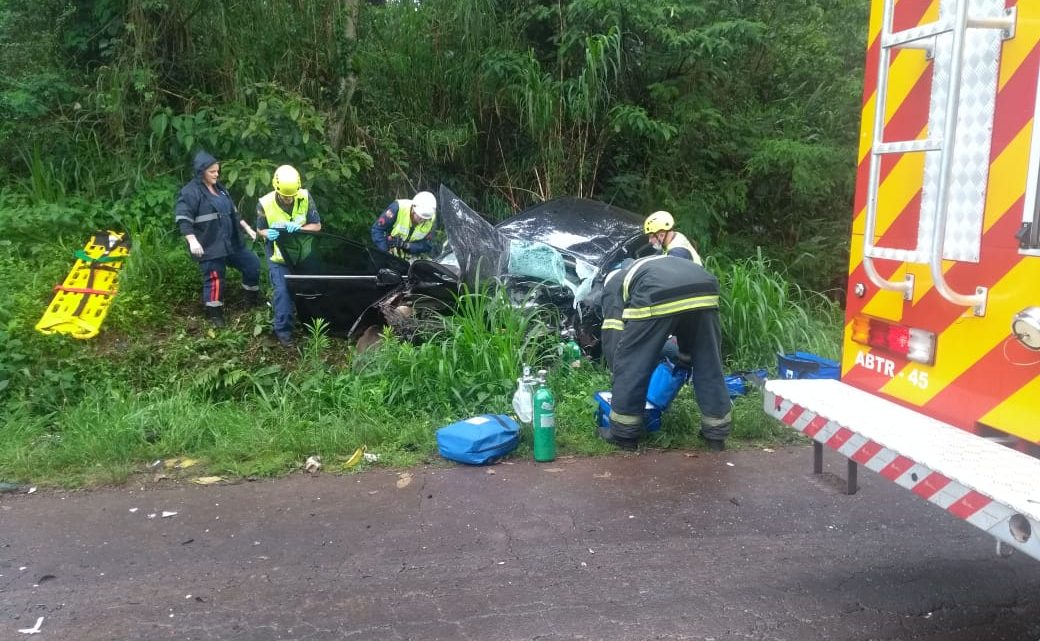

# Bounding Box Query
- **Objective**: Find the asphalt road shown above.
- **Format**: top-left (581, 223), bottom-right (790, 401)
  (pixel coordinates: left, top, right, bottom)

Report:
top-left (2, 446), bottom-right (1039, 641)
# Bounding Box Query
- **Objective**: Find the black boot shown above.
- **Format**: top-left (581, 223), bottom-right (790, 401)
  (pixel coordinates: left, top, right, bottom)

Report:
top-left (598, 424), bottom-right (639, 451)
top-left (244, 288), bottom-right (264, 307)
top-left (204, 305), bottom-right (226, 328)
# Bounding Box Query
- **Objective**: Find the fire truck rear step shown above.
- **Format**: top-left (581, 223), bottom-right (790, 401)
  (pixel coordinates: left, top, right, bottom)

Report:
top-left (765, 378), bottom-right (1040, 561)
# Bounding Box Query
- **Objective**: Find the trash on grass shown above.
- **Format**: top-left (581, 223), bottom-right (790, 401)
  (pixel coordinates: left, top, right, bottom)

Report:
top-left (191, 476), bottom-right (223, 485)
top-left (363, 452), bottom-right (379, 463)
top-left (18, 617), bottom-right (43, 634)
top-left (26, 487), bottom-right (36, 494)
top-left (342, 447), bottom-right (366, 470)
top-left (305, 455), bottom-right (322, 473)
top-left (166, 458), bottom-right (198, 470)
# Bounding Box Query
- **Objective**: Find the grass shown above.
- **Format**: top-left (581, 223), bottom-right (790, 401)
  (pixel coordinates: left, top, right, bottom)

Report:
top-left (0, 238), bottom-right (834, 488)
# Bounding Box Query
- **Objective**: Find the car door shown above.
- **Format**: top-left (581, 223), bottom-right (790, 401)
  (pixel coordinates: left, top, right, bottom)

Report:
top-left (276, 231), bottom-right (410, 335)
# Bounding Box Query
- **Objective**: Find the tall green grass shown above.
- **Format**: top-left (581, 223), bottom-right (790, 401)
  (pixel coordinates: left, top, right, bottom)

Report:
top-left (0, 252), bottom-right (836, 487)
top-left (712, 250), bottom-right (842, 370)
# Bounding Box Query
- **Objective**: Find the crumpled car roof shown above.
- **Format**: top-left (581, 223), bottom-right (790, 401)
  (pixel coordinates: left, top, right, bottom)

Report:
top-left (494, 197), bottom-right (643, 266)
top-left (438, 186), bottom-right (643, 286)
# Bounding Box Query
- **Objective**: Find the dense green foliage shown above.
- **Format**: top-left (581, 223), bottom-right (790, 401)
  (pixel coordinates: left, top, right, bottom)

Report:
top-left (0, 0), bottom-right (861, 485)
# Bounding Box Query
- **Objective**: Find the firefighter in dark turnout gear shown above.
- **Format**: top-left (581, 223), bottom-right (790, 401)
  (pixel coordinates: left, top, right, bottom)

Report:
top-left (598, 259), bottom-right (633, 370)
top-left (601, 255), bottom-right (732, 451)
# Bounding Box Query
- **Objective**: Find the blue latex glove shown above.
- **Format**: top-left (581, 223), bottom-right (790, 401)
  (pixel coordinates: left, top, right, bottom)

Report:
top-left (285, 222), bottom-right (302, 233)
top-left (267, 228), bottom-right (280, 241)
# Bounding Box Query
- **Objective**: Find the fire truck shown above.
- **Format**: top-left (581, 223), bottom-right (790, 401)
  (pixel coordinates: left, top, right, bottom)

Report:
top-left (764, 0), bottom-right (1040, 560)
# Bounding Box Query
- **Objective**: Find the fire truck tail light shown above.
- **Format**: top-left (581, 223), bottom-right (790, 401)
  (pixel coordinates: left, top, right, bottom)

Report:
top-left (851, 316), bottom-right (936, 365)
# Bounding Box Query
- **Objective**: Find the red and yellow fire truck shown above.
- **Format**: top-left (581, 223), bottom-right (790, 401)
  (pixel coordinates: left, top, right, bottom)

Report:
top-left (764, 0), bottom-right (1040, 560)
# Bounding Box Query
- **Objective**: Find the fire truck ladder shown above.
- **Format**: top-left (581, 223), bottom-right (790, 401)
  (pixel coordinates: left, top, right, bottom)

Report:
top-left (863, 0), bottom-right (1016, 316)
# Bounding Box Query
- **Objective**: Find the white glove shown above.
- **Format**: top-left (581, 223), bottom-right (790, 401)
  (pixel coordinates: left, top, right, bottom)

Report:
top-left (187, 237), bottom-right (204, 258)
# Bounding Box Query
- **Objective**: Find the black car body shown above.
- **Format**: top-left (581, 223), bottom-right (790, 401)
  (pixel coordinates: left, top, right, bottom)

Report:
top-left (278, 186), bottom-right (651, 350)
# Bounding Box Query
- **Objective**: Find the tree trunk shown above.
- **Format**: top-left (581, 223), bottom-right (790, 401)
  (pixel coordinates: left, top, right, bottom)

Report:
top-left (328, 0), bottom-right (361, 151)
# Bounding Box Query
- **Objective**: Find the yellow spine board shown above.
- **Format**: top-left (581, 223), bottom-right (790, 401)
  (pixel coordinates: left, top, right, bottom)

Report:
top-left (35, 231), bottom-right (130, 339)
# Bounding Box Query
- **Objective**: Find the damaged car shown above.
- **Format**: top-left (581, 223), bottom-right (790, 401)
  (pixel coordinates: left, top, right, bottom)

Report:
top-left (276, 186), bottom-right (651, 353)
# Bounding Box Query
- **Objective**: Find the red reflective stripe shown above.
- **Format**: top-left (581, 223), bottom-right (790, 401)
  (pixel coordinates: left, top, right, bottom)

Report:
top-left (803, 415), bottom-right (829, 438)
top-left (911, 471), bottom-right (951, 499)
top-left (879, 455), bottom-right (914, 481)
top-left (851, 440), bottom-right (883, 465)
top-left (210, 271), bottom-right (221, 302)
top-left (947, 490), bottom-right (992, 520)
top-left (826, 427), bottom-right (854, 449)
top-left (846, 190), bottom-right (923, 318)
top-left (921, 339), bottom-right (1040, 430)
top-left (781, 405), bottom-right (805, 426)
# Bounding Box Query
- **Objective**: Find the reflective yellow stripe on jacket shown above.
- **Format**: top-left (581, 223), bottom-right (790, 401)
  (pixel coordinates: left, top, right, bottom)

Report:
top-left (621, 255), bottom-right (670, 302)
top-left (621, 294), bottom-right (720, 320)
top-left (601, 319), bottom-right (625, 331)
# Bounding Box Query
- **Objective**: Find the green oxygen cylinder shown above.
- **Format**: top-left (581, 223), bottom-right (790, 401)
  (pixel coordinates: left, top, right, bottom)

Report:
top-left (561, 329), bottom-right (582, 368)
top-left (532, 370), bottom-right (556, 462)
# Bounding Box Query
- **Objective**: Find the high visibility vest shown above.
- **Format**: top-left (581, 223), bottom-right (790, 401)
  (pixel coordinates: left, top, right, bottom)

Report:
top-left (664, 231), bottom-right (702, 265)
top-left (260, 190), bottom-right (311, 264)
top-left (389, 199), bottom-right (435, 244)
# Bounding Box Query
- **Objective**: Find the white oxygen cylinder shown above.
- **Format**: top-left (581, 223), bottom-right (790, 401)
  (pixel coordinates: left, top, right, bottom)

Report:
top-left (512, 364), bottom-right (534, 423)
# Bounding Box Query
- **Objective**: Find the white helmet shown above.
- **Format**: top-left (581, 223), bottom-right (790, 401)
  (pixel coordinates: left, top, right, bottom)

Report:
top-left (412, 191), bottom-right (437, 220)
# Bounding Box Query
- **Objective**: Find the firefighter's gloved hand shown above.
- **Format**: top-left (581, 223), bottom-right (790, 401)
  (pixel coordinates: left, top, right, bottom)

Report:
top-left (400, 242), bottom-right (412, 254)
top-left (266, 228), bottom-right (280, 241)
top-left (387, 237), bottom-right (402, 250)
top-left (285, 222), bottom-right (302, 233)
top-left (187, 237), bottom-right (204, 258)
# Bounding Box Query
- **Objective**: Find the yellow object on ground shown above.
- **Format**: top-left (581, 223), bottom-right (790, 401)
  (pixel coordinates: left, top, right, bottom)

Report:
top-left (35, 231), bottom-right (130, 339)
top-left (342, 446), bottom-right (367, 470)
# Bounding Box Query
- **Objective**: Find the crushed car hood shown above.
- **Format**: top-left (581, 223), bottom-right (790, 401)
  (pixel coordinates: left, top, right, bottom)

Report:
top-left (438, 186), bottom-right (643, 285)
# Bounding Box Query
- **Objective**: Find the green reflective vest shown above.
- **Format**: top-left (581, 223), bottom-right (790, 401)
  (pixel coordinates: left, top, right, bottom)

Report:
top-left (260, 189), bottom-right (311, 264)
top-left (389, 199), bottom-right (435, 243)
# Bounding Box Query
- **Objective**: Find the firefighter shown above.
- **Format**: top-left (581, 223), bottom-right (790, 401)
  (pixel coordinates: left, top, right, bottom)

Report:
top-left (598, 259), bottom-right (633, 370)
top-left (371, 191), bottom-right (438, 258)
top-left (644, 210), bottom-right (702, 264)
top-left (256, 165), bottom-right (322, 347)
top-left (600, 255), bottom-right (732, 452)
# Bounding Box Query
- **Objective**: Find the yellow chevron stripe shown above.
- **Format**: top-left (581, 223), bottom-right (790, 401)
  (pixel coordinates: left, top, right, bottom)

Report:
top-left (901, 117), bottom-right (1032, 303)
top-left (857, 53), bottom-right (934, 165)
top-left (851, 140), bottom-right (926, 236)
top-left (979, 371), bottom-right (1040, 442)
top-left (880, 258), bottom-right (1036, 405)
top-left (984, 123), bottom-right (1032, 232)
top-left (999, 3), bottom-right (1040, 91)
top-left (853, 31), bottom-right (1037, 288)
top-left (867, 0), bottom-right (882, 49)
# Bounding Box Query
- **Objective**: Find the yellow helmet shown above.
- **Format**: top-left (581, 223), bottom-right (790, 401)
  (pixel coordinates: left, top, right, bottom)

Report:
top-left (272, 165), bottom-right (301, 197)
top-left (644, 210), bottom-right (674, 235)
